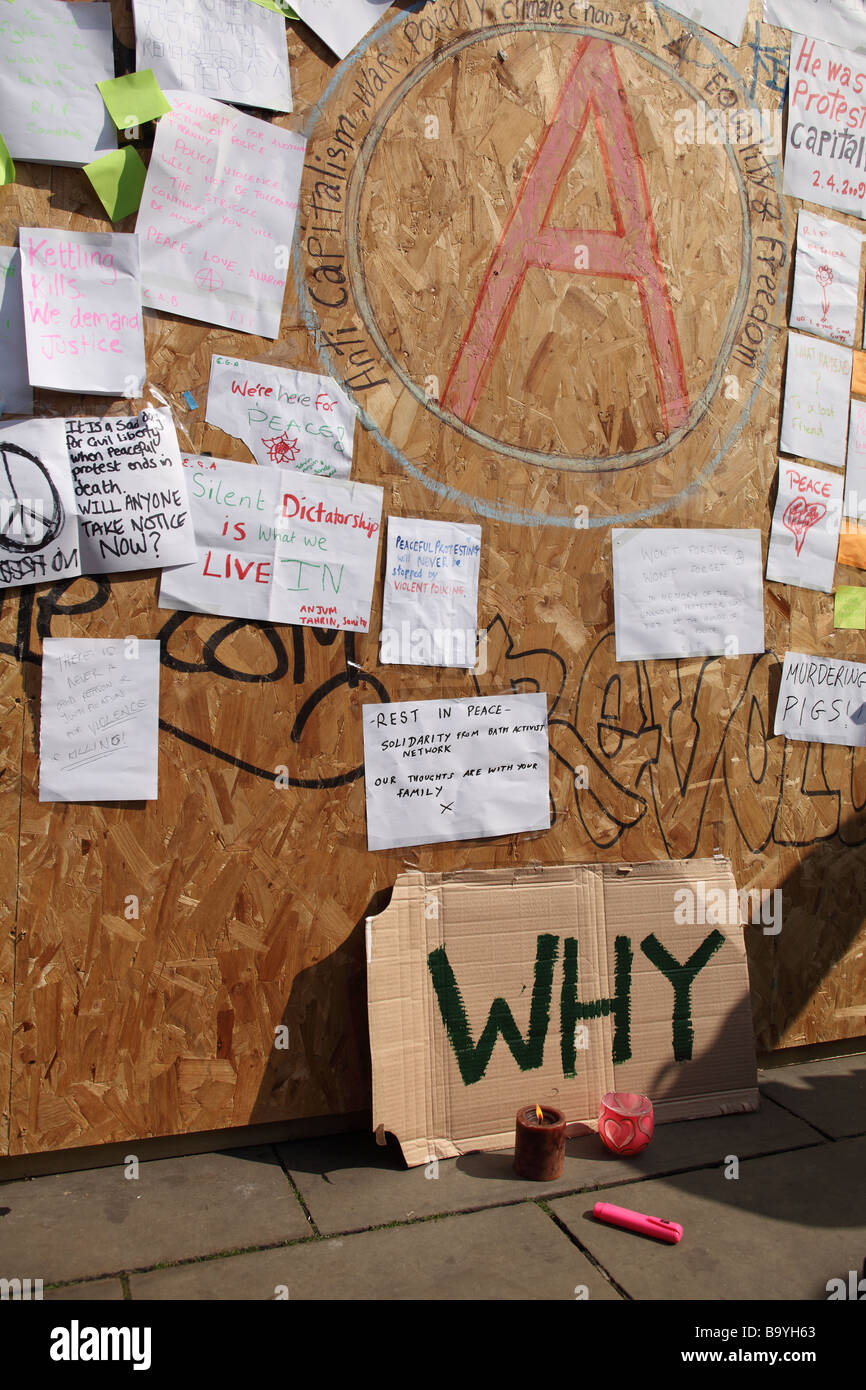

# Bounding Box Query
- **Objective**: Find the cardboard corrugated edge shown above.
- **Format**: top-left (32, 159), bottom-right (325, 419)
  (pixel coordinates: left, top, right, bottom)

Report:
top-left (368, 860), bottom-right (759, 1167)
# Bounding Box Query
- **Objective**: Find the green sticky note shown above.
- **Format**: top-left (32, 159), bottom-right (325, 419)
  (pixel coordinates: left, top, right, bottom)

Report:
top-left (97, 70), bottom-right (171, 130)
top-left (834, 586), bottom-right (866, 629)
top-left (246, 0), bottom-right (299, 15)
top-left (0, 130), bottom-right (14, 186)
top-left (84, 146), bottom-right (148, 222)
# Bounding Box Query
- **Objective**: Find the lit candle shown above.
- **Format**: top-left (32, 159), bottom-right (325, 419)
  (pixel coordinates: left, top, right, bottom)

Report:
top-left (513, 1103), bottom-right (566, 1180)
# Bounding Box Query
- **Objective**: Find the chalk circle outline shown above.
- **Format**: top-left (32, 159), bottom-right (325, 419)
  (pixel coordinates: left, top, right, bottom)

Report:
top-left (296, 13), bottom-right (787, 526)
top-left (0, 442), bottom-right (64, 555)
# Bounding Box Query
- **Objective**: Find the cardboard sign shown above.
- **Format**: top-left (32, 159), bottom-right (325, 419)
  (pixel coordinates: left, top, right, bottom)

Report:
top-left (0, 417), bottom-right (80, 588)
top-left (159, 457), bottom-right (383, 631)
top-left (611, 528), bottom-right (765, 661)
top-left (368, 861), bottom-right (759, 1166)
top-left (65, 408), bottom-right (195, 573)
top-left (0, 0), bottom-right (115, 166)
top-left (779, 330), bottom-right (852, 467)
top-left (764, 0), bottom-right (866, 54)
top-left (785, 33), bottom-right (866, 219)
top-left (19, 228), bottom-right (146, 397)
top-left (206, 355), bottom-right (355, 476)
top-left (790, 211), bottom-right (862, 346)
top-left (133, 0), bottom-right (293, 113)
top-left (774, 651), bottom-right (866, 745)
top-left (39, 638), bottom-right (160, 802)
top-left (765, 460), bottom-right (843, 592)
top-left (0, 247), bottom-right (33, 417)
top-left (379, 517), bottom-right (482, 667)
top-left (362, 692), bottom-right (550, 851)
top-left (136, 92), bottom-right (306, 337)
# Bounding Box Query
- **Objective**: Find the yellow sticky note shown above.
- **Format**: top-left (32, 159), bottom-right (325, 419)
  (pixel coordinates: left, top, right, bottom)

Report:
top-left (834, 586), bottom-right (866, 629)
top-left (0, 130), bottom-right (14, 186)
top-left (84, 147), bottom-right (147, 222)
top-left (97, 71), bottom-right (171, 130)
top-left (247, 0), bottom-right (298, 14)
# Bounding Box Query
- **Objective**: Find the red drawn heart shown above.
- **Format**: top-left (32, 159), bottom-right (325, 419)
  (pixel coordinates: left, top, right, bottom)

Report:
top-left (783, 496), bottom-right (827, 556)
top-left (602, 1116), bottom-right (635, 1151)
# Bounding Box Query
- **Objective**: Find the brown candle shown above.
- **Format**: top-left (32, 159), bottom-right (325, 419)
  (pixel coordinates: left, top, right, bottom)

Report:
top-left (513, 1103), bottom-right (566, 1180)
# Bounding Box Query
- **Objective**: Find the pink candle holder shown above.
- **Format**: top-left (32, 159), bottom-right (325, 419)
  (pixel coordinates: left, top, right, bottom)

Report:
top-left (598, 1091), bottom-right (654, 1155)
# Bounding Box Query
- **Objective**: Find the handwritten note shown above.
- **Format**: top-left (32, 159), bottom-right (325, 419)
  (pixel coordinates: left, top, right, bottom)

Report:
top-left (19, 228), bottom-right (146, 397)
top-left (766, 460), bottom-right (843, 591)
top-left (775, 651), bottom-right (866, 746)
top-left (844, 399), bottom-right (866, 522)
top-left (0, 0), bottom-right (115, 166)
top-left (0, 248), bottom-right (33, 417)
top-left (206, 355), bottom-right (355, 476)
top-left (380, 517), bottom-right (482, 668)
top-left (785, 33), bottom-right (866, 218)
top-left (133, 0), bottom-right (292, 112)
top-left (780, 330), bottom-right (852, 467)
top-left (136, 92), bottom-right (305, 336)
top-left (361, 692), bottom-right (551, 852)
top-left (159, 457), bottom-right (383, 630)
top-left (39, 638), bottom-right (160, 802)
top-left (290, 0), bottom-right (392, 61)
top-left (764, 1), bottom-right (866, 54)
top-left (0, 417), bottom-right (80, 588)
top-left (790, 211), bottom-right (862, 346)
top-left (611, 529), bottom-right (765, 661)
top-left (658, 1), bottom-right (749, 46)
top-left (66, 409), bottom-right (195, 574)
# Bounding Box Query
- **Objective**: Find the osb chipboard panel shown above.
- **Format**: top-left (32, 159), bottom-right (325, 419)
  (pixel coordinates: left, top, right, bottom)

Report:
top-left (0, 1), bottom-right (864, 1156)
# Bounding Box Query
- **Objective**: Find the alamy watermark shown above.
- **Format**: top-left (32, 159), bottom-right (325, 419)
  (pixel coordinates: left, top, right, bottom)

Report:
top-left (674, 103), bottom-right (782, 157)
top-left (673, 881), bottom-right (782, 936)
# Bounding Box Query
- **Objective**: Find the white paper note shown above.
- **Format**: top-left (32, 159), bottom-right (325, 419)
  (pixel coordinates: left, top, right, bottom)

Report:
top-left (361, 691), bottom-right (551, 851)
top-left (790, 211), bottom-right (862, 347)
top-left (380, 517), bottom-right (482, 668)
top-left (19, 228), bottom-right (146, 397)
top-left (206, 355), bottom-right (355, 476)
top-left (766, 460), bottom-right (843, 592)
top-left (291, 0), bottom-right (392, 61)
top-left (657, 1), bottom-right (749, 46)
top-left (159, 457), bottom-right (383, 631)
top-left (0, 0), bottom-right (115, 166)
top-left (775, 650), bottom-right (866, 745)
top-left (780, 331), bottom-right (852, 468)
top-left (0, 248), bottom-right (33, 418)
top-left (136, 92), bottom-right (306, 337)
top-left (844, 399), bottom-right (866, 520)
top-left (133, 0), bottom-right (293, 113)
top-left (0, 417), bottom-right (80, 588)
top-left (764, 1), bottom-right (866, 54)
top-left (66, 408), bottom-right (196, 574)
top-left (785, 33), bottom-right (866, 218)
top-left (611, 529), bottom-right (765, 661)
top-left (39, 638), bottom-right (160, 801)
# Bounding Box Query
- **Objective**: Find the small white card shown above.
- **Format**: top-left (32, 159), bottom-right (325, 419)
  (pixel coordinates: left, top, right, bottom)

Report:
top-left (362, 691), bottom-right (551, 851)
top-left (380, 517), bottom-right (482, 667)
top-left (780, 331), bottom-right (851, 468)
top-left (39, 638), bottom-right (160, 801)
top-left (766, 460), bottom-right (843, 592)
top-left (611, 529), bottom-right (765, 660)
top-left (290, 0), bottom-right (393, 61)
top-left (206, 356), bottom-right (355, 476)
top-left (775, 651), bottom-right (866, 746)
top-left (790, 211), bottom-right (861, 347)
top-left (20, 228), bottom-right (146, 397)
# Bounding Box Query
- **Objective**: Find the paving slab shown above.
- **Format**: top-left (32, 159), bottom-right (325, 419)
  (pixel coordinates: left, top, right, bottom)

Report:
top-left (0, 1146), bottom-right (311, 1284)
top-left (759, 1054), bottom-right (866, 1139)
top-left (44, 1280), bottom-right (125, 1301)
top-left (278, 1097), bottom-right (821, 1234)
top-left (550, 1135), bottom-right (866, 1301)
top-left (130, 1201), bottom-right (621, 1301)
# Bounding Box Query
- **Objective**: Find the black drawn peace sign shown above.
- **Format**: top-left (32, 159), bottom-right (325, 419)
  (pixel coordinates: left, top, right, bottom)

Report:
top-left (0, 442), bottom-right (64, 554)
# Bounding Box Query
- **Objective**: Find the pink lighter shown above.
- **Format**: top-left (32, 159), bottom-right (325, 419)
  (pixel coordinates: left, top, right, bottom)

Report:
top-left (593, 1200), bottom-right (683, 1243)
